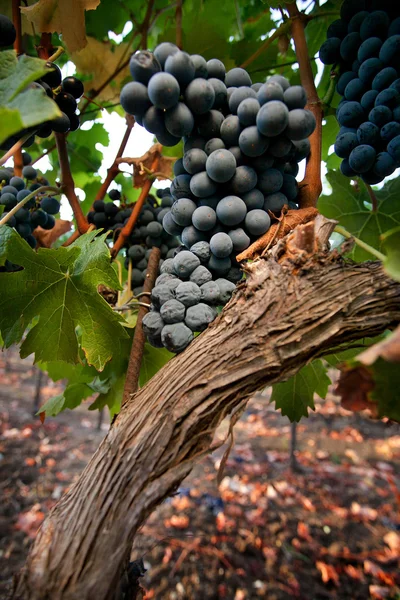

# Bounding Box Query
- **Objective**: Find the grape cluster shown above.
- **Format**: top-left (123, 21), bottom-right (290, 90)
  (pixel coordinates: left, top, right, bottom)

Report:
top-left (142, 245), bottom-right (236, 353)
top-left (319, 0), bottom-right (400, 183)
top-left (0, 155), bottom-right (58, 251)
top-left (120, 45), bottom-right (316, 275)
top-left (0, 13), bottom-right (84, 151)
top-left (87, 187), bottom-right (180, 295)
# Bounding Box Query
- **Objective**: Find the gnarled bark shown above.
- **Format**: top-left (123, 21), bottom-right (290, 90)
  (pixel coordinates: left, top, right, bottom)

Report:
top-left (13, 225), bottom-right (400, 600)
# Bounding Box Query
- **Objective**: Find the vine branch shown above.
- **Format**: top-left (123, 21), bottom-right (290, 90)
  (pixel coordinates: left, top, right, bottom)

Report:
top-left (111, 152), bottom-right (161, 257)
top-left (54, 133), bottom-right (89, 234)
top-left (122, 246), bottom-right (160, 406)
top-left (93, 116), bottom-right (135, 205)
top-left (175, 0), bottom-right (183, 49)
top-left (334, 225), bottom-right (386, 261)
top-left (286, 1), bottom-right (323, 208)
top-left (363, 181), bottom-right (378, 212)
top-left (12, 0), bottom-right (23, 55)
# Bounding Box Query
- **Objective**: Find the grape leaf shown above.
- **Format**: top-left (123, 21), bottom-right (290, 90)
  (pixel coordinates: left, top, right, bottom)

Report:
top-left (270, 360), bottom-right (331, 422)
top-left (0, 50), bottom-right (61, 144)
top-left (381, 226), bottom-right (400, 283)
top-left (139, 343), bottom-right (174, 388)
top-left (38, 382), bottom-right (94, 418)
top-left (318, 170), bottom-right (400, 261)
top-left (0, 226), bottom-right (128, 370)
top-left (21, 0), bottom-right (100, 53)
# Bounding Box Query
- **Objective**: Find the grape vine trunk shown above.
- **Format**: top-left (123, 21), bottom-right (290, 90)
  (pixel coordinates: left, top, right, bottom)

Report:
top-left (12, 223), bottom-right (400, 600)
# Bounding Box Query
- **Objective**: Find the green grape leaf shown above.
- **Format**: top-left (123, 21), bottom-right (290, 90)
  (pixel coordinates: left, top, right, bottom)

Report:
top-left (0, 226), bottom-right (128, 370)
top-left (271, 359), bottom-right (331, 422)
top-left (318, 170), bottom-right (400, 261)
top-left (38, 382), bottom-right (94, 418)
top-left (0, 50), bottom-right (61, 144)
top-left (139, 343), bottom-right (174, 388)
top-left (381, 226), bottom-right (400, 283)
top-left (324, 336), bottom-right (384, 367)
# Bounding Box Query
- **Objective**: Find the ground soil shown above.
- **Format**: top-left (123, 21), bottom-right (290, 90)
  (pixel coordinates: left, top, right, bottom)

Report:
top-left (0, 350), bottom-right (399, 600)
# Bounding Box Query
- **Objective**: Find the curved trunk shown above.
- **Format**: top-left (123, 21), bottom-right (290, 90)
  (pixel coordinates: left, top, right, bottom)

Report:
top-left (13, 225), bottom-right (400, 600)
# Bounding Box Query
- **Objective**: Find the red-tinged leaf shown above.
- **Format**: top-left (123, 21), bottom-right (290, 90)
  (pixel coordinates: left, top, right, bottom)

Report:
top-left (343, 565), bottom-right (364, 581)
top-left (39, 411), bottom-right (45, 424)
top-left (336, 366), bottom-right (377, 414)
top-left (297, 522), bottom-right (312, 542)
top-left (316, 561), bottom-right (339, 586)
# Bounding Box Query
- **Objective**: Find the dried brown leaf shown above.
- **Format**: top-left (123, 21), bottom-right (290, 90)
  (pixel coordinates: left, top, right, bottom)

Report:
top-left (358, 325), bottom-right (400, 365)
top-left (116, 144), bottom-right (175, 189)
top-left (21, 0), bottom-right (100, 53)
top-left (236, 207), bottom-right (319, 262)
top-left (316, 561), bottom-right (339, 586)
top-left (34, 219), bottom-right (72, 248)
top-left (71, 37), bottom-right (130, 102)
top-left (335, 365), bottom-right (378, 415)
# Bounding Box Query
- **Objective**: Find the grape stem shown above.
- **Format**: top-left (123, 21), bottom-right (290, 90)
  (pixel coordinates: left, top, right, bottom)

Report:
top-left (92, 116), bottom-right (135, 206)
top-left (48, 46), bottom-right (65, 63)
top-left (175, 0), bottom-right (183, 49)
top-left (54, 133), bottom-right (89, 234)
top-left (12, 0), bottom-right (23, 55)
top-left (321, 65), bottom-right (338, 107)
top-left (334, 225), bottom-right (386, 261)
top-left (0, 186), bottom-right (60, 227)
top-left (0, 132), bottom-right (37, 167)
top-left (286, 1), bottom-right (323, 209)
top-left (363, 181), bottom-right (378, 212)
top-left (121, 246), bottom-right (161, 407)
top-left (111, 152), bottom-right (161, 257)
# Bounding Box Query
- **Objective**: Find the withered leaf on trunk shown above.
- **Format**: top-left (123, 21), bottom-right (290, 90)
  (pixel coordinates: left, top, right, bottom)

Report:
top-left (34, 219), bottom-right (72, 248)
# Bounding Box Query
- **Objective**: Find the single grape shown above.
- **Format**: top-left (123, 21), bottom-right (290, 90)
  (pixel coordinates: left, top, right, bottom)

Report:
top-left (41, 62), bottom-right (62, 88)
top-left (281, 175), bottom-right (298, 202)
top-left (196, 110), bottom-right (225, 138)
top-left (143, 106), bottom-right (165, 134)
top-left (181, 225), bottom-right (208, 248)
top-left (381, 121), bottom-right (400, 142)
top-left (165, 51), bottom-right (195, 86)
top-left (207, 254), bottom-right (231, 276)
top-left (209, 78), bottom-right (228, 109)
top-left (228, 228), bottom-right (250, 252)
top-left (237, 98), bottom-right (261, 126)
top-left (334, 132), bottom-right (359, 158)
top-left (344, 78), bottom-right (367, 101)
top-left (372, 67), bottom-right (398, 92)
top-left (175, 281), bottom-right (202, 307)
top-left (207, 58), bottom-right (226, 80)
top-left (215, 279), bottom-right (236, 303)
top-left (147, 73), bottom-right (180, 109)
top-left (61, 76), bottom-right (84, 99)
top-left (163, 211), bottom-right (184, 236)
top-left (360, 11), bottom-right (389, 41)
top-left (165, 102), bottom-right (194, 137)
top-left (198, 195), bottom-right (219, 210)
top-left (190, 241), bottom-right (211, 263)
top-left (0, 169), bottom-right (11, 184)
top-left (185, 303), bottom-right (217, 332)
top-left (142, 311), bottom-right (165, 337)
top-left (286, 108), bottom-right (316, 140)
top-left (30, 209), bottom-right (48, 228)
top-left (337, 72), bottom-right (357, 96)
top-left (161, 322), bottom-right (194, 353)
top-left (184, 78), bottom-right (215, 114)
top-left (40, 196), bottom-right (60, 215)
top-left (369, 105), bottom-right (392, 127)
top-left (173, 158), bottom-right (187, 177)
top-left (153, 42), bottom-right (179, 68)
top-left (41, 214), bottom-right (55, 230)
top-left (216, 195), bottom-right (247, 226)
top-left (190, 171), bottom-right (217, 198)
top-left (205, 149), bottom-right (237, 183)
top-left (190, 265), bottom-right (213, 286)
top-left (337, 101), bottom-right (365, 127)
top-left (239, 126), bottom-right (269, 157)
top-left (160, 299), bottom-right (186, 324)
top-left (257, 168), bottom-right (283, 195)
top-left (204, 138), bottom-right (225, 155)
top-left (120, 81), bottom-right (151, 116)
top-left (267, 75), bottom-right (290, 91)
top-left (340, 158), bottom-right (357, 177)
top-left (360, 89), bottom-right (379, 111)
top-left (182, 149), bottom-right (207, 175)
top-left (191, 54), bottom-right (208, 78)
top-left (283, 85), bottom-right (307, 110)
top-left (0, 193), bottom-right (17, 209)
top-left (358, 58), bottom-right (383, 84)
top-left (210, 232), bottom-right (234, 258)
top-left (220, 115), bottom-right (242, 146)
top-left (170, 174), bottom-right (193, 200)
top-left (348, 144), bottom-right (376, 173)
top-left (229, 166), bottom-right (257, 195)
top-left (269, 135), bottom-right (293, 158)
top-left (184, 137), bottom-right (206, 152)
top-left (229, 87), bottom-right (257, 114)
top-left (373, 152), bottom-right (396, 177)
top-left (156, 127), bottom-right (183, 147)
top-left (357, 37), bottom-right (383, 62)
top-left (242, 188), bottom-right (264, 210)
top-left (319, 37), bottom-right (342, 64)
top-left (340, 32), bottom-right (362, 62)
top-left (264, 192), bottom-right (287, 214)
top-left (244, 209), bottom-right (271, 236)
top-left (256, 100), bottom-right (289, 137)
top-left (327, 19), bottom-right (347, 39)
top-left (151, 284), bottom-right (176, 308)
top-left (171, 198), bottom-right (197, 227)
top-left (348, 11), bottom-right (368, 33)
top-left (387, 135), bottom-right (400, 164)
top-left (257, 82), bottom-right (284, 105)
top-left (0, 14), bottom-right (16, 46)
top-left (200, 280), bottom-right (220, 304)
top-left (192, 206), bottom-right (217, 231)
top-left (225, 67), bottom-right (252, 87)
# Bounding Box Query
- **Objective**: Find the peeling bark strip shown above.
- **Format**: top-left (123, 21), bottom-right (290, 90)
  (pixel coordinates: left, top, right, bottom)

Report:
top-left (13, 235), bottom-right (400, 599)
